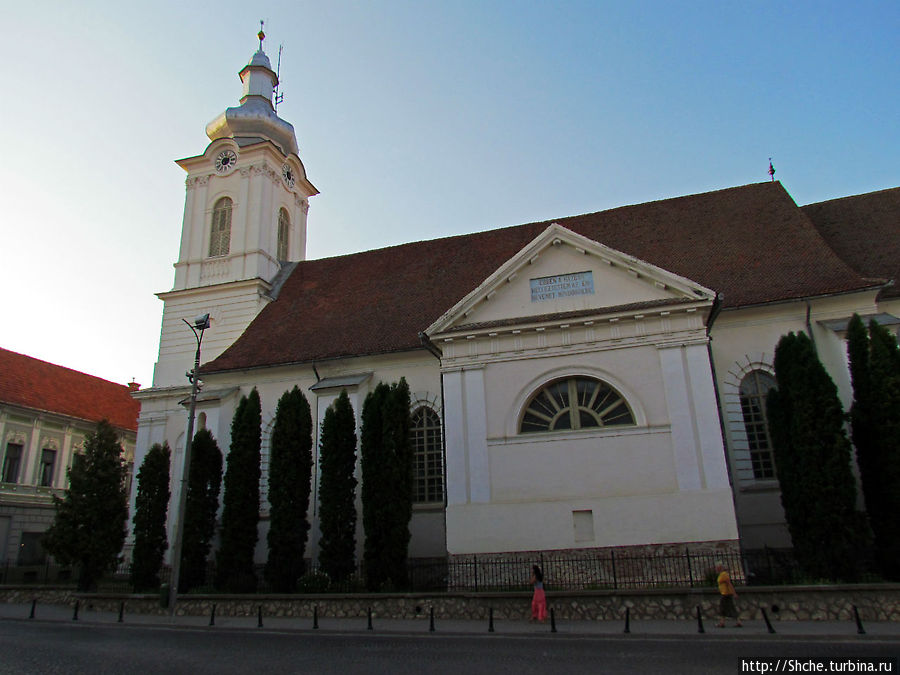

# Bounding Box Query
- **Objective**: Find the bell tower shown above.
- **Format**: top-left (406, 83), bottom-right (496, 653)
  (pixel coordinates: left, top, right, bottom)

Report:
top-left (152, 28), bottom-right (318, 387)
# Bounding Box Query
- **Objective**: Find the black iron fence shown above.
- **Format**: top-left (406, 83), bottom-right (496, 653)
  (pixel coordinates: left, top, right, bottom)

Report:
top-left (0, 548), bottom-right (880, 594)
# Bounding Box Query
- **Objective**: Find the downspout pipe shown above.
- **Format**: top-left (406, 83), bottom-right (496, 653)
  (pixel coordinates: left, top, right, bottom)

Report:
top-left (805, 300), bottom-right (818, 353)
top-left (704, 294), bottom-right (746, 551)
top-left (418, 331), bottom-right (450, 552)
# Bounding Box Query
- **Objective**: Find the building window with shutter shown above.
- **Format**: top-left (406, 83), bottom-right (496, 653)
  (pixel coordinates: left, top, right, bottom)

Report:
top-left (2, 443), bottom-right (23, 483)
top-left (39, 448), bottom-right (56, 487)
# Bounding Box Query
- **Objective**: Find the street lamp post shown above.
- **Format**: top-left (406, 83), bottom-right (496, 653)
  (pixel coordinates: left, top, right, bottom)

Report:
top-left (168, 313), bottom-right (210, 616)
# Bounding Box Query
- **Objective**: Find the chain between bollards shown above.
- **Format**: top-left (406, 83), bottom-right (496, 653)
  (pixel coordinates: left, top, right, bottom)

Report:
top-left (761, 607), bottom-right (776, 634)
top-left (696, 605), bottom-right (705, 633)
top-left (853, 605), bottom-right (866, 635)
top-left (624, 606), bottom-right (631, 634)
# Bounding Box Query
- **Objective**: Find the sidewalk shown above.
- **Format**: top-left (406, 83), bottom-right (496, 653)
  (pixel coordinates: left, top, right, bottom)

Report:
top-left (2, 602), bottom-right (898, 639)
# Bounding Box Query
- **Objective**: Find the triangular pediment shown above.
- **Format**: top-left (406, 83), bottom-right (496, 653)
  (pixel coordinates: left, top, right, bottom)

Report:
top-left (426, 223), bottom-right (716, 336)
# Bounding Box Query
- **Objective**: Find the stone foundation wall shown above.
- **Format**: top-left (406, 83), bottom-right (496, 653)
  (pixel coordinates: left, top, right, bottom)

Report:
top-left (2, 584), bottom-right (897, 622)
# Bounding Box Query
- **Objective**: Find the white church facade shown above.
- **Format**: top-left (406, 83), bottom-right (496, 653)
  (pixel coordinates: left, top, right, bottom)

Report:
top-left (131, 37), bottom-right (900, 570)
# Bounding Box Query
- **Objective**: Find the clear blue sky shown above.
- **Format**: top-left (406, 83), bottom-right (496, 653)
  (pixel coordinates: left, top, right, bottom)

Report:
top-left (1, 1), bottom-right (897, 387)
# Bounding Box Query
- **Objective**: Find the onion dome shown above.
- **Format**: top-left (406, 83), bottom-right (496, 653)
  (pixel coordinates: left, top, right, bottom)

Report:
top-left (205, 34), bottom-right (299, 157)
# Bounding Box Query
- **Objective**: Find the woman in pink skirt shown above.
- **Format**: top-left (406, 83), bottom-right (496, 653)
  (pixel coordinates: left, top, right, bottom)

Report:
top-left (530, 565), bottom-right (547, 622)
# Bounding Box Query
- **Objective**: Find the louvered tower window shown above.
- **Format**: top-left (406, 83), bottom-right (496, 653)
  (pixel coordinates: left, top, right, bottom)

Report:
top-left (277, 208), bottom-right (290, 261)
top-left (209, 197), bottom-right (232, 257)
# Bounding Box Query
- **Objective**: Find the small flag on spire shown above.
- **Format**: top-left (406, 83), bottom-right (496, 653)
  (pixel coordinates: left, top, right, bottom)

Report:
top-left (768, 158), bottom-right (776, 182)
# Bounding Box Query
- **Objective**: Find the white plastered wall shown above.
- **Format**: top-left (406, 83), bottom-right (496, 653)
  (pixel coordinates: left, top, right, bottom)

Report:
top-left (440, 313), bottom-right (738, 555)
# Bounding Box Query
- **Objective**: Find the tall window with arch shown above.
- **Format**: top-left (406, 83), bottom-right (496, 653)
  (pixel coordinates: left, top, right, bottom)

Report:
top-left (276, 208), bottom-right (290, 261)
top-left (739, 369), bottom-right (777, 480)
top-left (520, 376), bottom-right (635, 433)
top-left (209, 197), bottom-right (232, 257)
top-left (410, 406), bottom-right (443, 504)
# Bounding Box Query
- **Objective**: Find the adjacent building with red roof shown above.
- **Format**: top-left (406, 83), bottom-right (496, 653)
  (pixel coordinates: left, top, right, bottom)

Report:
top-left (0, 348), bottom-right (139, 567)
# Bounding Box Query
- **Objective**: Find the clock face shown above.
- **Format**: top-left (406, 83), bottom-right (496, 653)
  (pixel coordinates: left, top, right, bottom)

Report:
top-left (215, 149), bottom-right (237, 173)
top-left (281, 163), bottom-right (295, 188)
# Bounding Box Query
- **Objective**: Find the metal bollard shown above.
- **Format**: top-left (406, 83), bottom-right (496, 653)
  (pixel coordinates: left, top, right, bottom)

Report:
top-left (29, 599), bottom-right (36, 619)
top-left (853, 605), bottom-right (866, 635)
top-left (118, 601), bottom-right (125, 623)
top-left (367, 608), bottom-right (373, 630)
top-left (696, 605), bottom-right (705, 634)
top-left (488, 607), bottom-right (494, 633)
top-left (624, 607), bottom-right (631, 634)
top-left (313, 605), bottom-right (319, 630)
top-left (72, 600), bottom-right (80, 621)
top-left (761, 607), bottom-right (776, 634)
top-left (258, 605), bottom-right (263, 628)
top-left (209, 603), bottom-right (216, 627)
top-left (550, 608), bottom-right (557, 633)
top-left (429, 606), bottom-right (435, 632)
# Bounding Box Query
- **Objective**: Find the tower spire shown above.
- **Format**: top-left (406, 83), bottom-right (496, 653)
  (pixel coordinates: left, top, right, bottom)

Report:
top-left (258, 20), bottom-right (266, 51)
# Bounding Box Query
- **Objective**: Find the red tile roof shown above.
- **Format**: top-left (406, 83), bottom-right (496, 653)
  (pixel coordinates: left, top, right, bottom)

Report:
top-left (802, 187), bottom-right (900, 299)
top-left (207, 182), bottom-right (880, 373)
top-left (0, 348), bottom-right (140, 432)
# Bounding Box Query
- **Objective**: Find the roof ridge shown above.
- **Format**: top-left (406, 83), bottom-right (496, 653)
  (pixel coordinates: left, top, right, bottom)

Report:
top-left (802, 185), bottom-right (900, 208)
top-left (304, 182), bottom-right (782, 266)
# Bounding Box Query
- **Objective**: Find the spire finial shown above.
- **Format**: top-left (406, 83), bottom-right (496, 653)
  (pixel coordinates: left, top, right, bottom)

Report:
top-left (768, 158), bottom-right (776, 182)
top-left (258, 20), bottom-right (266, 51)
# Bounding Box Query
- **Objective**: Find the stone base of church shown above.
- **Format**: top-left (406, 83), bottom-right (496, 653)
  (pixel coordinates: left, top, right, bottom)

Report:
top-left (446, 539), bottom-right (742, 591)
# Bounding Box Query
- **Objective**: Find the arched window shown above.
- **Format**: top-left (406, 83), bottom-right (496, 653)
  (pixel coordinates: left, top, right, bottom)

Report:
top-left (520, 376), bottom-right (634, 433)
top-left (277, 208), bottom-right (290, 261)
top-left (411, 406), bottom-right (443, 503)
top-left (209, 197), bottom-right (232, 257)
top-left (739, 370), bottom-right (777, 479)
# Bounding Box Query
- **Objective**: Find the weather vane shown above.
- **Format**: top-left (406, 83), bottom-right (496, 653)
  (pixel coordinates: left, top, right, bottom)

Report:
top-left (768, 158), bottom-right (776, 182)
top-left (258, 20), bottom-right (266, 50)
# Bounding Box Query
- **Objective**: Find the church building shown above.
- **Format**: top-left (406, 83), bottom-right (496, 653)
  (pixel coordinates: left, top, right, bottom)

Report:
top-left (131, 35), bottom-right (900, 571)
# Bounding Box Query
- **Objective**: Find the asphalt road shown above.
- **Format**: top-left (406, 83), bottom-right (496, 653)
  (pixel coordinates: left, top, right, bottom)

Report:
top-left (1, 620), bottom-right (897, 675)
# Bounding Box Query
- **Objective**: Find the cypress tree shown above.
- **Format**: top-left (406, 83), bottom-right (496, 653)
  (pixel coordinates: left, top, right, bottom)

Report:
top-left (361, 382), bottom-right (390, 590)
top-left (383, 379), bottom-right (413, 589)
top-left (317, 390), bottom-right (357, 584)
top-left (130, 441), bottom-right (171, 591)
top-left (180, 428), bottom-right (222, 592)
top-left (43, 420), bottom-right (130, 591)
top-left (265, 386), bottom-right (314, 592)
top-left (767, 331), bottom-right (867, 581)
top-left (848, 316), bottom-right (900, 579)
top-left (216, 388), bottom-right (262, 592)
top-left (361, 379), bottom-right (413, 590)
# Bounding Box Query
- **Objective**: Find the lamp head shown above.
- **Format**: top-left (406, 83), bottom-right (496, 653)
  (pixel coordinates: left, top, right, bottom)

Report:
top-left (193, 313), bottom-right (211, 330)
